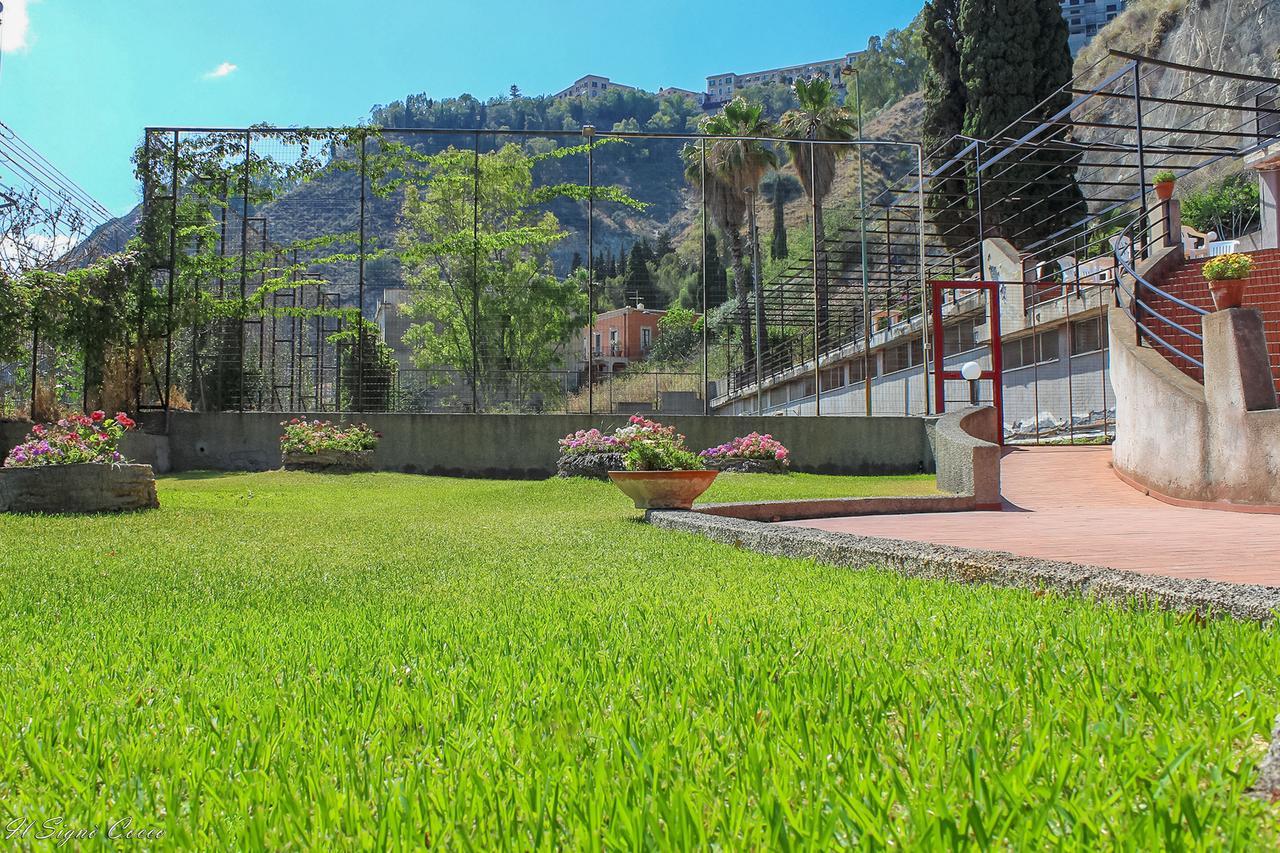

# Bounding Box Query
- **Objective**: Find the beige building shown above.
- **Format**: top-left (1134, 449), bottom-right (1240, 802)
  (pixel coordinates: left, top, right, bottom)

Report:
top-left (554, 75), bottom-right (640, 99)
top-left (704, 53), bottom-right (864, 106)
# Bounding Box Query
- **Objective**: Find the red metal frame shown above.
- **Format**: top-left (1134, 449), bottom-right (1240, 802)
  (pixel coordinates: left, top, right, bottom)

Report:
top-left (931, 280), bottom-right (1003, 444)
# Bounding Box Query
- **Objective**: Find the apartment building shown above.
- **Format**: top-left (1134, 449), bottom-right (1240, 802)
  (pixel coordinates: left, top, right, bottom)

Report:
top-left (554, 75), bottom-right (640, 99)
top-left (704, 52), bottom-right (864, 106)
top-left (1061, 0), bottom-right (1127, 53)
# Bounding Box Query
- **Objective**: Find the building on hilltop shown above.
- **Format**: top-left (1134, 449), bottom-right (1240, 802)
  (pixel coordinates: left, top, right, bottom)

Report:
top-left (1061, 0), bottom-right (1127, 53)
top-left (703, 53), bottom-right (864, 107)
top-left (656, 86), bottom-right (703, 101)
top-left (554, 75), bottom-right (640, 99)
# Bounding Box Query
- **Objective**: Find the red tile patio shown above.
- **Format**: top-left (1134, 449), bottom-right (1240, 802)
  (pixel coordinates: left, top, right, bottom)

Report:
top-left (782, 447), bottom-right (1280, 587)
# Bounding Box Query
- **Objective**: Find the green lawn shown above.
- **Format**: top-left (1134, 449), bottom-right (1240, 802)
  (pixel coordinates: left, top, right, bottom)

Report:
top-left (0, 472), bottom-right (1276, 848)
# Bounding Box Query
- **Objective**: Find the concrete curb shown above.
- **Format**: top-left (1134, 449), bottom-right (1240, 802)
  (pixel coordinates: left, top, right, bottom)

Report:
top-left (645, 510), bottom-right (1280, 623)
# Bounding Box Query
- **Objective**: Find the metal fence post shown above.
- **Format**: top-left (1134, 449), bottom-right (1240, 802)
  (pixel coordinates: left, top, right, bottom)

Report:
top-left (471, 131), bottom-right (481, 413)
top-left (700, 139), bottom-right (709, 415)
top-left (917, 143), bottom-right (930, 415)
top-left (809, 142), bottom-right (821, 416)
top-left (239, 130), bottom-right (251, 413)
top-left (357, 132), bottom-right (368, 412)
top-left (585, 126), bottom-right (595, 416)
top-left (164, 130), bottom-right (180, 424)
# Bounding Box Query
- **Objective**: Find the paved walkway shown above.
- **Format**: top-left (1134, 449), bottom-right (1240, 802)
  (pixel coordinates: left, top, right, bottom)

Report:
top-left (782, 447), bottom-right (1280, 587)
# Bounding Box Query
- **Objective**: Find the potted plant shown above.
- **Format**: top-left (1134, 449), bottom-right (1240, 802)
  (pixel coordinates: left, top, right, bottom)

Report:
top-left (606, 416), bottom-right (717, 510)
top-left (1152, 170), bottom-right (1177, 201)
top-left (699, 432), bottom-right (791, 474)
top-left (0, 410), bottom-right (158, 513)
top-left (1202, 251), bottom-right (1253, 310)
top-left (556, 428), bottom-right (624, 480)
top-left (280, 419), bottom-right (379, 472)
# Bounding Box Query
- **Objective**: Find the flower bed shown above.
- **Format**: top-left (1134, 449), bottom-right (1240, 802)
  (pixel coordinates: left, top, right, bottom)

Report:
top-left (280, 419), bottom-right (379, 473)
top-left (556, 428), bottom-right (624, 479)
top-left (699, 432), bottom-right (790, 475)
top-left (0, 411), bottom-right (157, 513)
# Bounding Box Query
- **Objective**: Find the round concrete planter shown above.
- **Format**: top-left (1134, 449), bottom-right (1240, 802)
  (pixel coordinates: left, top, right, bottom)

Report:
top-left (1208, 278), bottom-right (1248, 311)
top-left (557, 451), bottom-right (626, 480)
top-left (608, 469), bottom-right (718, 510)
top-left (704, 457), bottom-right (790, 475)
top-left (282, 449), bottom-right (373, 473)
top-left (0, 463), bottom-right (158, 514)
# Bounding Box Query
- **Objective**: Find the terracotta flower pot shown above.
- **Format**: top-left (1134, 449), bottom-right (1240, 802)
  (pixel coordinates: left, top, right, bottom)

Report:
top-left (1208, 277), bottom-right (1248, 311)
top-left (608, 469), bottom-right (718, 510)
top-left (1154, 180), bottom-right (1175, 201)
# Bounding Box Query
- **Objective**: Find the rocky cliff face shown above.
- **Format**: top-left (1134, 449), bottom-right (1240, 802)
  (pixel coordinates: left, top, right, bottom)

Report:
top-left (1070, 0), bottom-right (1280, 202)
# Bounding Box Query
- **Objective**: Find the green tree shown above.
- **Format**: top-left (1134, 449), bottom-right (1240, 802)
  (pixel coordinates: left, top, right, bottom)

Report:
top-left (337, 318), bottom-right (399, 412)
top-left (923, 0), bottom-right (1085, 253)
top-left (779, 77), bottom-right (859, 348)
top-left (760, 172), bottom-right (803, 260)
top-left (921, 0), bottom-right (971, 252)
top-left (624, 241), bottom-right (659, 308)
top-left (387, 143), bottom-right (605, 409)
top-left (647, 305), bottom-right (703, 364)
top-left (1182, 173), bottom-right (1260, 240)
top-left (682, 98), bottom-right (777, 367)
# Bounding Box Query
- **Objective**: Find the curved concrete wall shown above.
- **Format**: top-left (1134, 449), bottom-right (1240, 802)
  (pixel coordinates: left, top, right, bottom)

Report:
top-left (1109, 306), bottom-right (1280, 508)
top-left (929, 406), bottom-right (1002, 509)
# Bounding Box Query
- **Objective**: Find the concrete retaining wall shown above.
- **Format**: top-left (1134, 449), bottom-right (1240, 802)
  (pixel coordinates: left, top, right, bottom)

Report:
top-left (1110, 304), bottom-right (1280, 508)
top-left (161, 412), bottom-right (937, 478)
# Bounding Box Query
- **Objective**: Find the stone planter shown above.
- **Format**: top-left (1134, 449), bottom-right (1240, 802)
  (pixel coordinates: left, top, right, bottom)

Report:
top-left (0, 463), bottom-right (158, 514)
top-left (704, 457), bottom-right (790, 475)
top-left (557, 451), bottom-right (625, 480)
top-left (608, 469), bottom-right (718, 510)
top-left (282, 449), bottom-right (373, 473)
top-left (1208, 277), bottom-right (1248, 311)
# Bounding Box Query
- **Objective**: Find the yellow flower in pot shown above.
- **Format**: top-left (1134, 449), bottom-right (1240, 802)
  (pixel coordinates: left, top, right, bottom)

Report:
top-left (1202, 252), bottom-right (1253, 311)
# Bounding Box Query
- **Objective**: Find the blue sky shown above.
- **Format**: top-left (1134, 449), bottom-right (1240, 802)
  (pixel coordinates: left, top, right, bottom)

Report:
top-left (2, 0), bottom-right (918, 215)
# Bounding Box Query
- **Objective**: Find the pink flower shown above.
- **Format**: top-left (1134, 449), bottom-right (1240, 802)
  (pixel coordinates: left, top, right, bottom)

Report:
top-left (91, 410), bottom-right (105, 422)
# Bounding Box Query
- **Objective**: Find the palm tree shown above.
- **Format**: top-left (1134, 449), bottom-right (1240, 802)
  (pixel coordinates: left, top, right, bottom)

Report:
top-left (778, 77), bottom-right (858, 350)
top-left (682, 97), bottom-right (777, 369)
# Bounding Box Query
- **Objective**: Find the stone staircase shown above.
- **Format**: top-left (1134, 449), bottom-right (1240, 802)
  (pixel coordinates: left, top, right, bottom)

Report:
top-left (1146, 247), bottom-right (1280, 393)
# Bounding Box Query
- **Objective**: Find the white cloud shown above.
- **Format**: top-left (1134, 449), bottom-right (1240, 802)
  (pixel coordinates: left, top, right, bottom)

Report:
top-left (203, 61), bottom-right (238, 80)
top-left (1, 0), bottom-right (36, 53)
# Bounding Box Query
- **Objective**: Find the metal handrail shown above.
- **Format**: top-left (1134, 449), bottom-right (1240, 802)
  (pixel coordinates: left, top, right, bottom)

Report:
top-left (1113, 204), bottom-right (1209, 370)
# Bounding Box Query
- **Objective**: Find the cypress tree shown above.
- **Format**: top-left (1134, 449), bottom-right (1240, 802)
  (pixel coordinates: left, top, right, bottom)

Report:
top-left (770, 189), bottom-right (788, 260)
top-left (924, 0), bottom-right (1085, 253)
top-left (704, 232), bottom-right (728, 308)
top-left (921, 0), bottom-right (971, 252)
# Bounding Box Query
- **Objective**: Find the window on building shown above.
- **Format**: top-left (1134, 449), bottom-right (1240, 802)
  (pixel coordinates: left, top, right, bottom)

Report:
top-left (883, 340), bottom-right (919, 374)
top-left (847, 356), bottom-right (878, 384)
top-left (791, 376), bottom-right (816, 400)
top-left (820, 366), bottom-right (845, 391)
top-left (1002, 330), bottom-right (1059, 370)
top-left (943, 317), bottom-right (979, 356)
top-left (1070, 315), bottom-right (1108, 355)
top-left (641, 327), bottom-right (652, 351)
top-left (593, 333), bottom-right (601, 355)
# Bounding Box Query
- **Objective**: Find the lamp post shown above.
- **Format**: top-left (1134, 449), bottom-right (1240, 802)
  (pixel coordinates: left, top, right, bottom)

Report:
top-left (962, 359), bottom-right (983, 406)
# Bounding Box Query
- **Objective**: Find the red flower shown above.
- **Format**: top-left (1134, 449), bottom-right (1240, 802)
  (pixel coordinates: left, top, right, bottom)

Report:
top-left (91, 410), bottom-right (105, 422)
